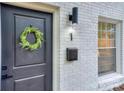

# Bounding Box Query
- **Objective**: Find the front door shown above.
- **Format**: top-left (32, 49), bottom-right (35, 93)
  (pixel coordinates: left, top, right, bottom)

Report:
top-left (1, 4), bottom-right (52, 91)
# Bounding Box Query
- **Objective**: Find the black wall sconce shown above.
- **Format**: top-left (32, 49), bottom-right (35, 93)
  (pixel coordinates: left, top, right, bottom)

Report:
top-left (68, 7), bottom-right (78, 41)
top-left (69, 7), bottom-right (78, 24)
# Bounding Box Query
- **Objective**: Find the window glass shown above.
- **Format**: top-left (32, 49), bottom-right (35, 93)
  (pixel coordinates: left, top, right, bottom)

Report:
top-left (98, 22), bottom-right (116, 76)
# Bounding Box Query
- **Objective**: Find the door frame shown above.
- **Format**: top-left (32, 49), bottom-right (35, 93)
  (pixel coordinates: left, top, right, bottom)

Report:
top-left (0, 2), bottom-right (60, 91)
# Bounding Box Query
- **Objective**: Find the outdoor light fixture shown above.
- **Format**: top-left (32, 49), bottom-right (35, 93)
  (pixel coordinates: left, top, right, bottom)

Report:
top-left (69, 7), bottom-right (78, 24)
top-left (68, 7), bottom-right (78, 41)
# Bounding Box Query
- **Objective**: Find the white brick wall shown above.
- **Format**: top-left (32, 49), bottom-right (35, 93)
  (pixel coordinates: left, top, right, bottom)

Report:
top-left (44, 2), bottom-right (124, 91)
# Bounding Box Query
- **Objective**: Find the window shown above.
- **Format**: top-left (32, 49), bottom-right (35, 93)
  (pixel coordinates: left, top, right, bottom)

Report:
top-left (98, 22), bottom-right (116, 76)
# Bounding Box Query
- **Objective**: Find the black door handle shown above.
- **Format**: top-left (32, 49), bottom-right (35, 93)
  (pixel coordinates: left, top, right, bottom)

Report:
top-left (2, 66), bottom-right (7, 70)
top-left (2, 74), bottom-right (13, 80)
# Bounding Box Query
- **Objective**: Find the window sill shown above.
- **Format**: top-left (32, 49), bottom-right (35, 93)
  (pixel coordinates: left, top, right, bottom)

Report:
top-left (98, 73), bottom-right (124, 85)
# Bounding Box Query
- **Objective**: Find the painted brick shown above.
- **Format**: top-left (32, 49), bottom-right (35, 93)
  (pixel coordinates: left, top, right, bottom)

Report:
top-left (47, 2), bottom-right (124, 91)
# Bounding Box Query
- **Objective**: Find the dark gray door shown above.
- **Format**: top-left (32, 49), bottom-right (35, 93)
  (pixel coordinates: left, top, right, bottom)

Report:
top-left (1, 4), bottom-right (52, 91)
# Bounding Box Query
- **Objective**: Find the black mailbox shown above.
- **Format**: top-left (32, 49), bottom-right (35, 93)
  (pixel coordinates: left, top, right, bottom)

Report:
top-left (66, 48), bottom-right (78, 61)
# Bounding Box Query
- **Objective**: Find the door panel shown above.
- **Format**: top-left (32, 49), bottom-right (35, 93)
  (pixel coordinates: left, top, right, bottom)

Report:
top-left (1, 4), bottom-right (52, 91)
top-left (15, 75), bottom-right (45, 91)
top-left (15, 15), bottom-right (45, 66)
top-left (13, 64), bottom-right (45, 80)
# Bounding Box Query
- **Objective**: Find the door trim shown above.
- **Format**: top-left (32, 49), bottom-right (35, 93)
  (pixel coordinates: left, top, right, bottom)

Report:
top-left (0, 2), bottom-right (60, 91)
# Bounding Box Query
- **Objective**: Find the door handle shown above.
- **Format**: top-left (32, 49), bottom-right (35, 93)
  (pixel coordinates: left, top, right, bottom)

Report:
top-left (2, 66), bottom-right (7, 70)
top-left (2, 74), bottom-right (13, 80)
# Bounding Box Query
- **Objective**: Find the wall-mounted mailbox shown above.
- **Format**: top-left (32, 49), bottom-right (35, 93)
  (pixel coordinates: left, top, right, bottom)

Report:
top-left (66, 48), bottom-right (78, 61)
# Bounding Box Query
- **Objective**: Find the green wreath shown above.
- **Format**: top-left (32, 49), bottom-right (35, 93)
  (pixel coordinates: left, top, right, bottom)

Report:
top-left (20, 25), bottom-right (44, 51)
